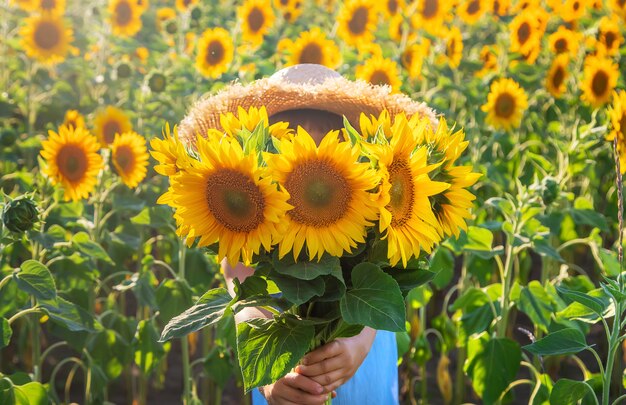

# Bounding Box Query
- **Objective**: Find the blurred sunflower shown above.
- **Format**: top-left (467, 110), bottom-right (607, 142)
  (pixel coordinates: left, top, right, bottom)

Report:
top-left (598, 16), bottom-right (623, 56)
top-left (135, 0), bottom-right (149, 11)
top-left (273, 0), bottom-right (303, 22)
top-left (36, 0), bottom-right (65, 14)
top-left (195, 27), bottom-right (234, 79)
top-left (111, 132), bottom-right (149, 188)
top-left (411, 0), bottom-right (450, 36)
top-left (109, 0), bottom-right (142, 37)
top-left (458, 0), bottom-right (487, 25)
top-left (508, 11), bottom-right (541, 57)
top-left (389, 15), bottom-right (417, 43)
top-left (548, 26), bottom-right (582, 56)
top-left (175, 0), bottom-right (198, 12)
top-left (492, 0), bottom-right (511, 15)
top-left (20, 15), bottom-right (74, 65)
top-left (238, 0), bottom-right (275, 47)
top-left (93, 106), bottom-right (133, 147)
top-left (279, 27), bottom-right (341, 68)
top-left (10, 0), bottom-right (37, 11)
top-left (609, 0), bottom-right (626, 19)
top-left (40, 126), bottom-right (103, 202)
top-left (265, 128), bottom-right (379, 261)
top-left (481, 78), bottom-right (529, 131)
top-left (220, 106), bottom-right (292, 140)
top-left (580, 55), bottom-right (619, 108)
top-left (401, 39), bottom-right (430, 80)
top-left (337, 0), bottom-right (377, 47)
top-left (382, 0), bottom-right (404, 18)
top-left (546, 54), bottom-right (569, 99)
top-left (475, 45), bottom-right (498, 78)
top-left (560, 0), bottom-right (587, 22)
top-left (63, 110), bottom-right (85, 129)
top-left (607, 91), bottom-right (626, 173)
top-left (356, 56), bottom-right (402, 93)
top-left (511, 0), bottom-right (541, 12)
top-left (156, 7), bottom-right (176, 32)
top-left (444, 27), bottom-right (463, 69)
top-left (166, 135), bottom-right (292, 265)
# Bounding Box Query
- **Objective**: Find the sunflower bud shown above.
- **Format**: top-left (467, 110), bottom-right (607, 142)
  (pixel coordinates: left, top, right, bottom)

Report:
top-left (116, 62), bottom-right (132, 79)
top-left (0, 128), bottom-right (17, 147)
top-left (148, 72), bottom-right (167, 93)
top-left (541, 177), bottom-right (560, 206)
top-left (2, 196), bottom-right (39, 233)
top-left (437, 354), bottom-right (453, 404)
top-left (165, 20), bottom-right (177, 34)
top-left (412, 336), bottom-right (431, 366)
top-left (190, 7), bottom-right (201, 20)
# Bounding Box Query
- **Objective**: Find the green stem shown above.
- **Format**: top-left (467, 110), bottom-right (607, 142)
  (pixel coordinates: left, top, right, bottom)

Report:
top-left (0, 274), bottom-right (12, 292)
top-left (603, 300), bottom-right (622, 405)
top-left (178, 241), bottom-right (191, 404)
top-left (31, 297), bottom-right (41, 383)
top-left (497, 240), bottom-right (516, 338)
top-left (8, 306), bottom-right (42, 325)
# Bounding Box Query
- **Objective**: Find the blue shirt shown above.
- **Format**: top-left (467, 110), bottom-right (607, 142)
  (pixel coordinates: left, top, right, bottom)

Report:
top-left (252, 330), bottom-right (399, 404)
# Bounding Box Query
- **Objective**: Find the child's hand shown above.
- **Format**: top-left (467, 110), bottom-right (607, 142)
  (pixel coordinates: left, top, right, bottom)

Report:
top-left (259, 371), bottom-right (328, 405)
top-left (296, 328), bottom-right (377, 394)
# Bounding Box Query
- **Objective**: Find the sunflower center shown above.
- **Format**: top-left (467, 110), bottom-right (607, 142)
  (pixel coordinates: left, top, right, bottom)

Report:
top-left (299, 43), bottom-right (323, 64)
top-left (206, 169), bottom-right (265, 233)
top-left (280, 0), bottom-right (288, 5)
top-left (387, 0), bottom-right (398, 15)
top-left (466, 0), bottom-right (480, 14)
top-left (247, 7), bottom-right (265, 33)
top-left (423, 0), bottom-right (438, 18)
top-left (401, 49), bottom-right (413, 67)
top-left (554, 38), bottom-right (567, 53)
top-left (115, 1), bottom-right (133, 26)
top-left (34, 21), bottom-right (61, 50)
top-left (495, 93), bottom-right (516, 118)
top-left (114, 145), bottom-right (135, 173)
top-left (604, 32), bottom-right (616, 49)
top-left (552, 66), bottom-right (565, 89)
top-left (493, 0), bottom-right (501, 14)
top-left (573, 1), bottom-right (580, 10)
top-left (57, 144), bottom-right (88, 182)
top-left (591, 71), bottom-right (608, 96)
top-left (205, 39), bottom-right (225, 65)
top-left (285, 160), bottom-right (351, 227)
top-left (388, 159), bottom-right (414, 226)
top-left (103, 120), bottom-right (122, 144)
top-left (517, 22), bottom-right (530, 45)
top-left (446, 38), bottom-right (456, 58)
top-left (348, 6), bottom-right (368, 35)
top-left (41, 0), bottom-right (56, 10)
top-left (620, 115), bottom-right (626, 136)
top-left (370, 70), bottom-right (391, 86)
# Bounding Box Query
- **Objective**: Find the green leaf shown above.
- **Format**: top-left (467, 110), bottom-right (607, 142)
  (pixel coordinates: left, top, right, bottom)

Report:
top-left (340, 263), bottom-right (406, 331)
top-left (159, 288), bottom-right (232, 342)
top-left (87, 329), bottom-right (131, 380)
top-left (518, 281), bottom-right (554, 333)
top-left (155, 279), bottom-right (193, 325)
top-left (133, 272), bottom-right (158, 309)
top-left (40, 297), bottom-right (102, 333)
top-left (384, 267), bottom-right (435, 297)
top-left (523, 328), bottom-right (590, 356)
top-left (204, 347), bottom-right (234, 389)
top-left (133, 320), bottom-right (166, 376)
top-left (431, 248), bottom-right (455, 289)
top-left (235, 276), bottom-right (269, 299)
top-left (236, 316), bottom-right (314, 391)
top-left (1, 317), bottom-right (11, 349)
top-left (130, 206), bottom-right (174, 228)
top-left (464, 335), bottom-right (521, 404)
top-left (272, 253), bottom-right (341, 281)
top-left (12, 382), bottom-right (48, 405)
top-left (14, 260), bottom-right (56, 301)
top-left (569, 209), bottom-right (608, 232)
top-left (556, 286), bottom-right (608, 316)
top-left (549, 379), bottom-right (595, 405)
top-left (271, 273), bottom-right (325, 305)
top-left (72, 232), bottom-right (114, 265)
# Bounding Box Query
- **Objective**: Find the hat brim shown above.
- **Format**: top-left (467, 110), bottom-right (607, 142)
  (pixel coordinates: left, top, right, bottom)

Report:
top-left (178, 75), bottom-right (438, 147)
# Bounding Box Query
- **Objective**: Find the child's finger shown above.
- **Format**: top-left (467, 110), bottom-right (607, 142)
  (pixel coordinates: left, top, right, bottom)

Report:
top-left (302, 340), bottom-right (342, 365)
top-left (296, 355), bottom-right (343, 377)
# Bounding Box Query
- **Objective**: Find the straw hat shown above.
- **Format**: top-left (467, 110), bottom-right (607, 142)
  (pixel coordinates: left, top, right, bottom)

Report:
top-left (178, 64), bottom-right (438, 147)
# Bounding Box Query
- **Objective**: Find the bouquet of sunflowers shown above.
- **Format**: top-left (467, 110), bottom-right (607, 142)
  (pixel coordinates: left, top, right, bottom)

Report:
top-left (154, 105), bottom-right (479, 391)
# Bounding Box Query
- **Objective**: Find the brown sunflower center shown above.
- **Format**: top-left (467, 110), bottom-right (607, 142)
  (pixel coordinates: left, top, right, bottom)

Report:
top-left (591, 70), bottom-right (609, 97)
top-left (103, 120), bottom-right (122, 144)
top-left (387, 0), bottom-right (398, 15)
top-left (551, 65), bottom-right (565, 89)
top-left (554, 38), bottom-right (567, 53)
top-left (280, 0), bottom-right (289, 5)
top-left (205, 39), bottom-right (225, 65)
top-left (495, 93), bottom-right (516, 118)
top-left (423, 0), bottom-right (438, 18)
top-left (466, 0), bottom-right (480, 15)
top-left (493, 0), bottom-right (502, 14)
top-left (369, 70), bottom-right (391, 86)
top-left (285, 160), bottom-right (351, 227)
top-left (299, 43), bottom-right (323, 64)
top-left (401, 49), bottom-right (413, 67)
top-left (206, 169), bottom-right (265, 232)
top-left (348, 6), bottom-right (368, 35)
top-left (388, 158), bottom-right (414, 226)
top-left (114, 145), bottom-right (135, 173)
top-left (573, 0), bottom-right (580, 10)
top-left (34, 21), bottom-right (61, 50)
top-left (41, 0), bottom-right (56, 10)
top-left (620, 115), bottom-right (626, 136)
top-left (247, 7), bottom-right (265, 33)
top-left (446, 38), bottom-right (456, 58)
top-left (115, 1), bottom-right (133, 26)
top-left (604, 32), bottom-right (616, 49)
top-left (57, 144), bottom-right (88, 182)
top-left (517, 22), bottom-right (530, 45)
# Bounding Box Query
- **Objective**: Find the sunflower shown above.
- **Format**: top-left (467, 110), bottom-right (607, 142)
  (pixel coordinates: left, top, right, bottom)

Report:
top-left (546, 54), bottom-right (569, 99)
top-left (356, 56), bottom-right (402, 93)
top-left (156, 7), bottom-right (176, 32)
top-left (195, 27), bottom-right (234, 79)
top-left (63, 110), bottom-right (85, 129)
top-left (401, 39), bottom-right (431, 80)
top-left (598, 16), bottom-right (623, 56)
top-left (458, 0), bottom-right (487, 25)
top-left (560, 0), bottom-right (587, 22)
top-left (220, 106), bottom-right (292, 140)
top-left (609, 0), bottom-right (626, 19)
top-left (580, 55), bottom-right (619, 108)
top-left (273, 0), bottom-right (304, 22)
top-left (336, 0), bottom-right (377, 48)
top-left (279, 28), bottom-right (341, 69)
top-left (166, 135), bottom-right (292, 265)
top-left (109, 0), bottom-right (142, 37)
top-left (411, 0), bottom-right (450, 36)
top-left (492, 0), bottom-right (511, 16)
top-left (265, 128), bottom-right (379, 261)
top-left (36, 0), bottom-right (65, 15)
top-left (508, 11), bottom-right (541, 57)
top-left (475, 45), bottom-right (498, 78)
top-left (20, 15), bottom-right (74, 65)
top-left (388, 15), bottom-right (418, 44)
top-left (150, 124), bottom-right (192, 177)
top-left (607, 91), bottom-right (626, 173)
top-left (93, 106), bottom-right (133, 147)
top-left (444, 27), bottom-right (463, 69)
top-left (548, 26), bottom-right (582, 56)
top-left (110, 132), bottom-right (149, 188)
top-left (481, 78), bottom-right (529, 131)
top-left (40, 126), bottom-right (103, 202)
top-left (175, 0), bottom-right (198, 12)
top-left (382, 0), bottom-right (404, 17)
top-left (238, 0), bottom-right (275, 47)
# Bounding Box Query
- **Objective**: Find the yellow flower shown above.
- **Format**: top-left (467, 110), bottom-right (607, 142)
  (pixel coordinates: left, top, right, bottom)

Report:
top-left (93, 106), bottom-right (133, 147)
top-left (109, 0), bottom-right (143, 37)
top-left (560, 0), bottom-right (588, 22)
top-left (546, 54), bottom-right (569, 99)
top-left (508, 11), bottom-right (541, 57)
top-left (337, 0), bottom-right (377, 48)
top-left (607, 91), bottom-right (626, 173)
top-left (388, 15), bottom-right (417, 43)
top-left (359, 109), bottom-right (393, 140)
top-left (401, 39), bottom-right (430, 80)
top-left (273, 0), bottom-right (304, 22)
top-left (444, 27), bottom-right (463, 69)
top-left (265, 128), bottom-right (379, 261)
top-left (458, 0), bottom-right (488, 25)
top-left (156, 7), bottom-right (176, 31)
top-left (111, 132), bottom-right (149, 188)
top-left (492, 0), bottom-right (511, 16)
top-left (20, 15), bottom-right (74, 65)
top-left (382, 0), bottom-right (404, 18)
top-left (10, 0), bottom-right (37, 11)
top-left (150, 124), bottom-right (192, 177)
top-left (356, 56), bottom-right (402, 93)
top-left (195, 27), bottom-right (234, 79)
top-left (280, 27), bottom-right (341, 69)
top-left (609, 0), bottom-right (626, 20)
top-left (40, 126), bottom-right (103, 202)
top-left (481, 78), bottom-right (529, 131)
top-left (36, 0), bottom-right (66, 15)
top-left (175, 0), bottom-right (198, 12)
top-left (220, 106), bottom-right (293, 140)
top-left (165, 135), bottom-right (292, 265)
top-left (580, 55), bottom-right (619, 108)
top-left (63, 110), bottom-right (85, 129)
top-left (548, 26), bottom-right (582, 56)
top-left (598, 16), bottom-right (623, 56)
top-left (475, 45), bottom-right (498, 78)
top-left (238, 0), bottom-right (275, 47)
top-left (411, 0), bottom-right (450, 36)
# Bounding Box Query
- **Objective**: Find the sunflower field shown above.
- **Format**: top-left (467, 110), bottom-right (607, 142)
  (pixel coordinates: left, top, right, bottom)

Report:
top-left (2, 0), bottom-right (626, 404)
